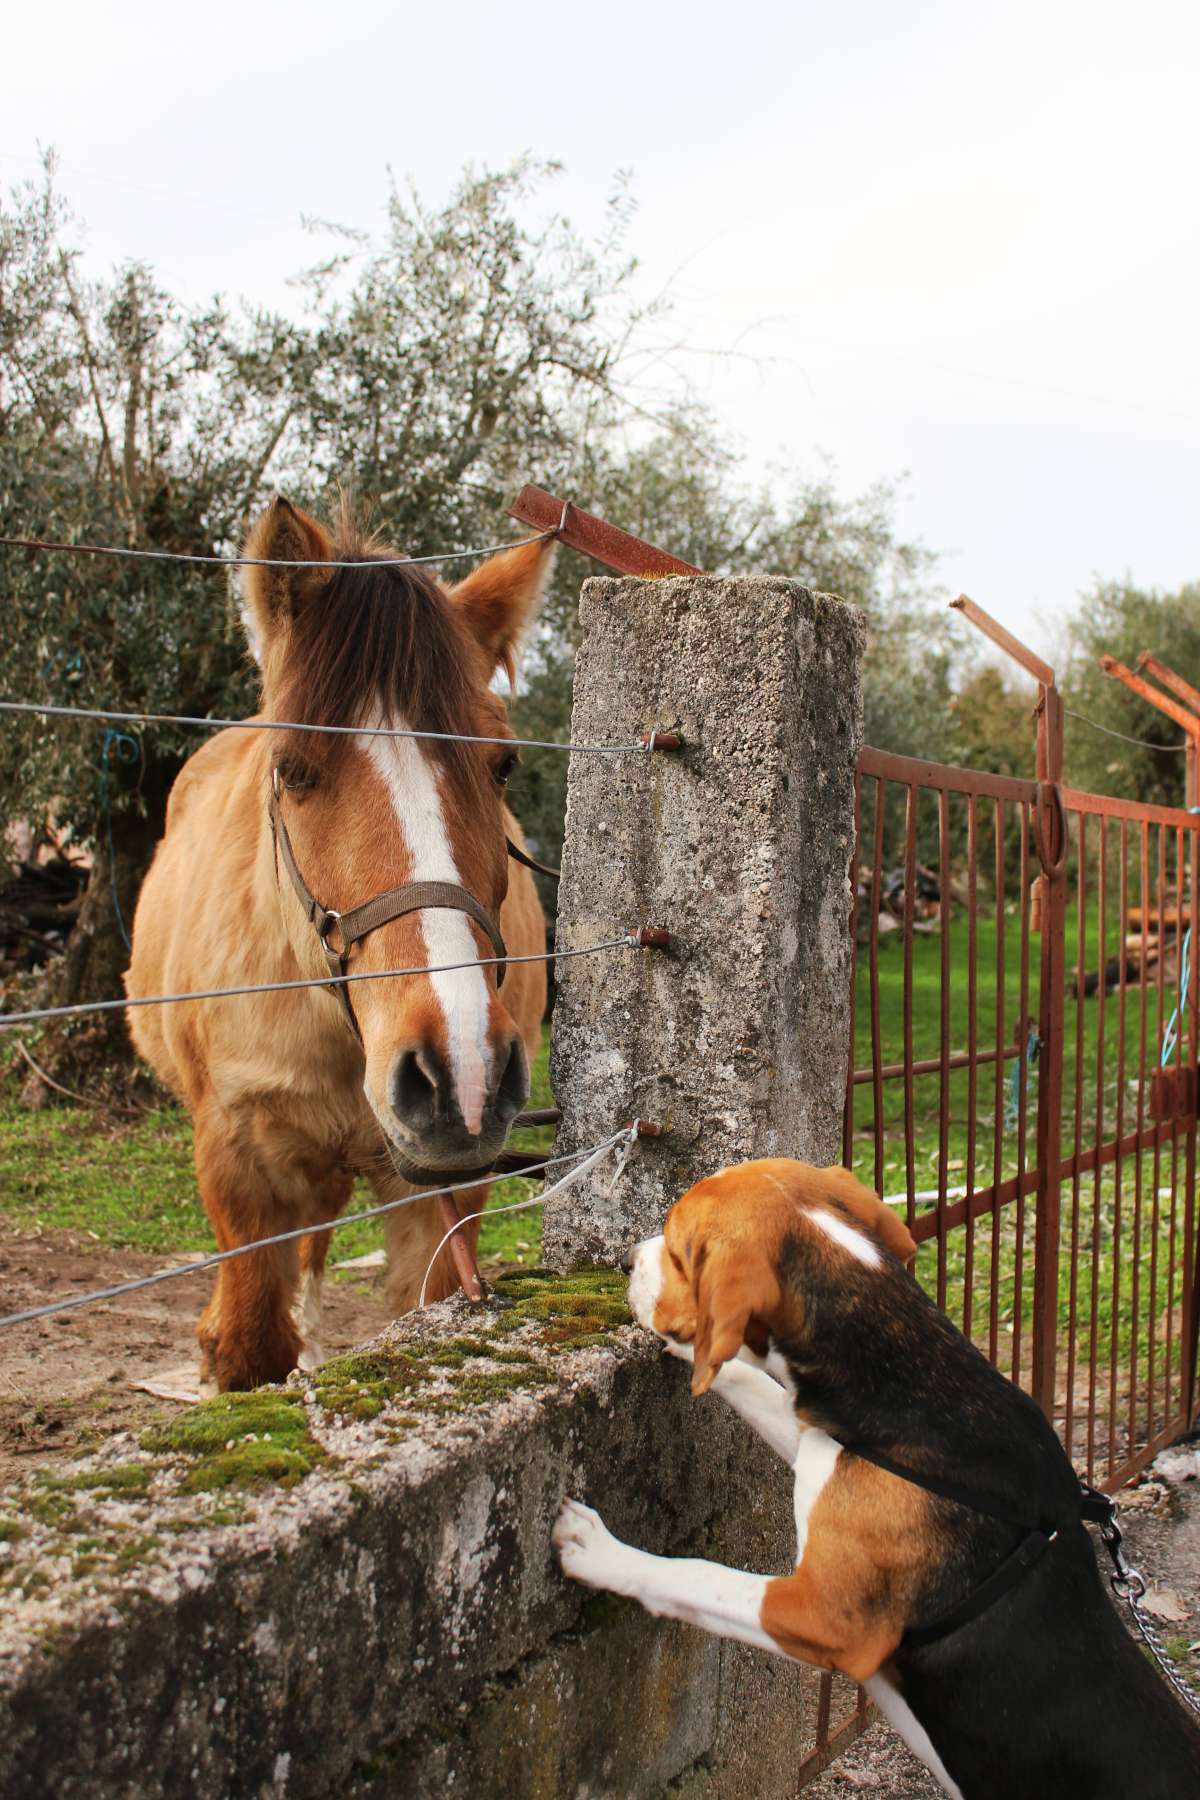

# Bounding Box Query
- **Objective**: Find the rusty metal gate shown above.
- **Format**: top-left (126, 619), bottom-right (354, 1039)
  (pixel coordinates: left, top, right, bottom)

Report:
top-left (800, 601), bottom-right (1200, 1783)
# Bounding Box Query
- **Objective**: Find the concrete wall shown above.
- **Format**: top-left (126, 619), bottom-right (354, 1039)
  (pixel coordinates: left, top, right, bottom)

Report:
top-left (547, 575), bottom-right (865, 1266)
top-left (0, 575), bottom-right (865, 1798)
top-left (0, 1301), bottom-right (822, 1800)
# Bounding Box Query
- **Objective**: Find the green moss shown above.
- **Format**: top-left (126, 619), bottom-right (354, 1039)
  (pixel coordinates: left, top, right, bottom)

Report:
top-left (0, 1518), bottom-right (27, 1542)
top-left (140, 1391), bottom-right (324, 1493)
top-left (113, 1533), bottom-right (163, 1569)
top-left (430, 1365), bottom-right (555, 1408)
top-left (488, 1267), bottom-right (631, 1350)
top-left (311, 1346), bottom-right (433, 1421)
top-left (21, 1489), bottom-right (79, 1528)
top-left (36, 1463), bottom-right (151, 1497)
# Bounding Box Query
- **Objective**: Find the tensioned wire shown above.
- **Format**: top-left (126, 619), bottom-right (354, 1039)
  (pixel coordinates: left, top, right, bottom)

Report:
top-left (0, 525), bottom-right (557, 569)
top-left (0, 699), bottom-right (652, 757)
top-left (0, 935), bottom-right (640, 1028)
top-left (0, 1130), bottom-right (633, 1331)
top-left (1063, 707), bottom-right (1189, 751)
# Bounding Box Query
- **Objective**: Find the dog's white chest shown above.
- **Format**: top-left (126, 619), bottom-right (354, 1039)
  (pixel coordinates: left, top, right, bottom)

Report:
top-left (792, 1426), bottom-right (842, 1564)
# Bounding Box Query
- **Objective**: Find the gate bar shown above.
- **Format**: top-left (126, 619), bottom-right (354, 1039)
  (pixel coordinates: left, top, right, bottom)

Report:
top-left (949, 594), bottom-right (1066, 1416)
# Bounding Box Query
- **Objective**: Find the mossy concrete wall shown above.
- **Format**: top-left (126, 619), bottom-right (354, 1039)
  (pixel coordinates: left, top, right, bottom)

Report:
top-left (547, 575), bottom-right (865, 1265)
top-left (0, 576), bottom-right (866, 1797)
top-left (0, 1286), bottom-right (825, 1799)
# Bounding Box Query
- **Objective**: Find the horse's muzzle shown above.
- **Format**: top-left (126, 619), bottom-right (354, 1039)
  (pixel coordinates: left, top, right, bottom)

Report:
top-left (386, 1033), bottom-right (528, 1175)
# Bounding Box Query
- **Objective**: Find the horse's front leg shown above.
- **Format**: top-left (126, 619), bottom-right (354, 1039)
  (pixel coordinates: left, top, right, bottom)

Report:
top-left (377, 1176), bottom-right (490, 1313)
top-left (293, 1173), bottom-right (353, 1371)
top-left (193, 1115), bottom-right (305, 1392)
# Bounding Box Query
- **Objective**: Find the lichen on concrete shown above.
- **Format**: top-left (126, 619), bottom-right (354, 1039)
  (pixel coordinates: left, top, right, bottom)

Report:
top-left (547, 574), bottom-right (864, 1267)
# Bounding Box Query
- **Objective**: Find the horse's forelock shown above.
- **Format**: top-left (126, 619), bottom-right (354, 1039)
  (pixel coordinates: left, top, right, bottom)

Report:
top-left (272, 554), bottom-right (489, 795)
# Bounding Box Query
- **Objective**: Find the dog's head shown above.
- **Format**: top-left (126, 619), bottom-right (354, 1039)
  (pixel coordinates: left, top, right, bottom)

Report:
top-left (624, 1159), bottom-right (917, 1397)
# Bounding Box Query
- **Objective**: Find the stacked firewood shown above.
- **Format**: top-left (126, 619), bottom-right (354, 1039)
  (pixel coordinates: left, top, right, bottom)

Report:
top-left (0, 857), bottom-right (86, 977)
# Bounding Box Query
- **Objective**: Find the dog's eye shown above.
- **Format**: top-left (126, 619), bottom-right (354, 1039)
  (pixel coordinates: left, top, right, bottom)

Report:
top-left (492, 750), bottom-right (520, 788)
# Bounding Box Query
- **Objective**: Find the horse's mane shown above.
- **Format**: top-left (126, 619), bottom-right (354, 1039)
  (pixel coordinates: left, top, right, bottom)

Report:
top-left (273, 516), bottom-right (486, 791)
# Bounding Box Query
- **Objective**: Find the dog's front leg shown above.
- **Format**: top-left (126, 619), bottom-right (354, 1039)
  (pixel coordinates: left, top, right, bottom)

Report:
top-left (554, 1499), bottom-right (784, 1657)
top-left (662, 1342), bottom-right (801, 1464)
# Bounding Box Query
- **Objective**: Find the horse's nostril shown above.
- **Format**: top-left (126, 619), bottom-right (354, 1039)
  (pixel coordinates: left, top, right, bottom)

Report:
top-left (493, 1036), bottom-right (529, 1124)
top-left (392, 1047), bottom-right (439, 1129)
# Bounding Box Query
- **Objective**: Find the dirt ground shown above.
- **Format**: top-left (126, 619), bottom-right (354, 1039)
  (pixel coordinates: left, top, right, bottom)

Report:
top-left (0, 1219), bottom-right (394, 1480)
top-left (807, 1451), bottom-right (1200, 1795)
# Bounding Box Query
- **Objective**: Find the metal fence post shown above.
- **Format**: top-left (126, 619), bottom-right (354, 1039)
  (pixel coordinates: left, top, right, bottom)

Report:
top-left (1032, 683), bottom-right (1067, 1418)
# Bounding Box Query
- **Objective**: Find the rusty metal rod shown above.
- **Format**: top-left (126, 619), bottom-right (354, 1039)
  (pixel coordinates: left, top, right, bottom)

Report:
top-left (1100, 656), bottom-right (1200, 740)
top-left (436, 1191), bottom-right (485, 1303)
top-left (509, 485), bottom-right (702, 579)
top-left (950, 595), bottom-right (1056, 689)
top-left (851, 1040), bottom-right (1024, 1084)
top-left (1135, 651), bottom-right (1200, 719)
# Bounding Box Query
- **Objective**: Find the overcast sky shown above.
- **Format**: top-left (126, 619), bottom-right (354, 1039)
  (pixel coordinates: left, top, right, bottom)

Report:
top-left (6, 0), bottom-right (1197, 663)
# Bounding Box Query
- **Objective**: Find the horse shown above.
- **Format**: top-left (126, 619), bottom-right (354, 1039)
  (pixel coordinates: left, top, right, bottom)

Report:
top-left (127, 497), bottom-right (553, 1392)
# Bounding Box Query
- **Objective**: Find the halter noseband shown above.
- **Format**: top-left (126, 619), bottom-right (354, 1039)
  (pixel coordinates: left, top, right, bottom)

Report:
top-left (269, 768), bottom-right (508, 1038)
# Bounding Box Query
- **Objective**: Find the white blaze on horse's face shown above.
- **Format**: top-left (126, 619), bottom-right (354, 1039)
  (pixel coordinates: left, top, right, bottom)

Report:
top-left (362, 715), bottom-right (494, 1139)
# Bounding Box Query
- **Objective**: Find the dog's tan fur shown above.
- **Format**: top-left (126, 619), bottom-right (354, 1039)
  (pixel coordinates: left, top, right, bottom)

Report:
top-left (651, 1161), bottom-right (933, 1677)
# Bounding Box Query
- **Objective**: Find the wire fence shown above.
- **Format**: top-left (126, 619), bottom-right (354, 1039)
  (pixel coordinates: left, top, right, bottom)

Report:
top-left (0, 1131), bottom-right (635, 1332)
top-left (0, 935), bottom-right (647, 1029)
top-left (0, 698), bottom-right (654, 757)
top-left (0, 524), bottom-right (559, 570)
top-left (0, 511), bottom-right (669, 1335)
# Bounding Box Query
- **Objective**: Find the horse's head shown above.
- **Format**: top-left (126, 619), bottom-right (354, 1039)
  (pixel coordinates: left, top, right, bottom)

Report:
top-left (240, 496), bottom-right (555, 1180)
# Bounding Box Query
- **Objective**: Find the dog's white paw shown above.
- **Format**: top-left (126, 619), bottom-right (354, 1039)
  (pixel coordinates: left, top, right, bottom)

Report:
top-left (553, 1498), bottom-right (632, 1592)
top-left (660, 1335), bottom-right (694, 1364)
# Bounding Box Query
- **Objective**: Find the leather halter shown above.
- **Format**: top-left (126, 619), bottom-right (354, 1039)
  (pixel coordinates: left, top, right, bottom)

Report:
top-left (269, 769), bottom-right (508, 1038)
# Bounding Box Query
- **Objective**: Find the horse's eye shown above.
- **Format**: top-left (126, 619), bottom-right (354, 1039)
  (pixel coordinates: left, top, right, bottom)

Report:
top-left (278, 760), bottom-right (318, 793)
top-left (492, 750), bottom-right (520, 787)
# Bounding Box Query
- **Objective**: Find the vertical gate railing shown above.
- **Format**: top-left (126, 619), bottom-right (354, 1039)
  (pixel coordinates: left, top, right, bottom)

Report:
top-left (801, 600), bottom-right (1200, 1786)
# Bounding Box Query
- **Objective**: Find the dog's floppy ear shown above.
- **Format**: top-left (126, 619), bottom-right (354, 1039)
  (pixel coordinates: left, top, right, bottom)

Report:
top-left (819, 1166), bottom-right (917, 1268)
top-left (691, 1241), bottom-right (781, 1398)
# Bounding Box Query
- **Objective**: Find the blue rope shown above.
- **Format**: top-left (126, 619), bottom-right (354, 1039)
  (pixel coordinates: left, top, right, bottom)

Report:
top-left (1160, 925), bottom-right (1192, 1068)
top-left (1158, 804), bottom-right (1200, 1069)
top-left (1005, 1026), bottom-right (1041, 1133)
top-left (99, 728), bottom-right (141, 952)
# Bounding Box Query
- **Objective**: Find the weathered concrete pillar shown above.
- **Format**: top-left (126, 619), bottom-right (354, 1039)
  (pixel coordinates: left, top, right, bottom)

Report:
top-left (547, 576), bottom-right (864, 1267)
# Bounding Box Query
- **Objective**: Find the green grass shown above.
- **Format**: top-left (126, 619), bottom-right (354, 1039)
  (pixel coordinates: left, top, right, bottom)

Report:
top-left (0, 1030), bottom-right (555, 1270)
top-left (851, 897), bottom-right (1192, 1446)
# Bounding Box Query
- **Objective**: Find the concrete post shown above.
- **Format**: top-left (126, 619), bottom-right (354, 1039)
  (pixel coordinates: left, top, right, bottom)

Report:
top-left (547, 575), bottom-right (865, 1268)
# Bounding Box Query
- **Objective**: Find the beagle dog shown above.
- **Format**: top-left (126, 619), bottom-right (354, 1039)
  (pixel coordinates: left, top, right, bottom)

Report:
top-left (553, 1159), bottom-right (1200, 1800)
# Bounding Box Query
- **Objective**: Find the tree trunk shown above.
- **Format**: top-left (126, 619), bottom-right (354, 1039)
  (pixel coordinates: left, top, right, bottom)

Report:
top-left (32, 757), bottom-right (175, 1092)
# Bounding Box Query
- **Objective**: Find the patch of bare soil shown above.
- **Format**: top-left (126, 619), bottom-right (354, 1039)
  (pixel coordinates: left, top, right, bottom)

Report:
top-left (0, 1221), bottom-right (394, 1481)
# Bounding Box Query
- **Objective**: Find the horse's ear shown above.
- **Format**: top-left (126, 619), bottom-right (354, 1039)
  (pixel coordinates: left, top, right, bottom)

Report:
top-left (819, 1165), bottom-right (917, 1269)
top-left (448, 535), bottom-right (557, 687)
top-left (239, 498), bottom-right (334, 660)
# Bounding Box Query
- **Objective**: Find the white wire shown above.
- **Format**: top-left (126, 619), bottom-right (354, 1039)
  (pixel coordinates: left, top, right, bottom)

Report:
top-left (0, 1136), bottom-right (622, 1331)
top-left (0, 936), bottom-right (637, 1029)
top-left (416, 1130), bottom-right (633, 1309)
top-left (0, 526), bottom-right (556, 570)
top-left (0, 698), bottom-right (650, 756)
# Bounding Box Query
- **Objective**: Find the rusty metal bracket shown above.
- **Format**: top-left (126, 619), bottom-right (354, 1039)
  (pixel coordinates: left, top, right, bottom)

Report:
top-left (626, 926), bottom-right (671, 950)
top-left (1032, 781), bottom-right (1068, 880)
top-left (509, 485), bottom-right (702, 579)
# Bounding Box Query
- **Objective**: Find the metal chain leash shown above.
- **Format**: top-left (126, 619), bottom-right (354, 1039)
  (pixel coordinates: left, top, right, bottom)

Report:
top-left (1097, 1501), bottom-right (1200, 1719)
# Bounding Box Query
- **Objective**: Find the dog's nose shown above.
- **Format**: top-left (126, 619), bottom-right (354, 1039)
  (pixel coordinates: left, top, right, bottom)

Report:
top-left (619, 1246), bottom-right (636, 1275)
